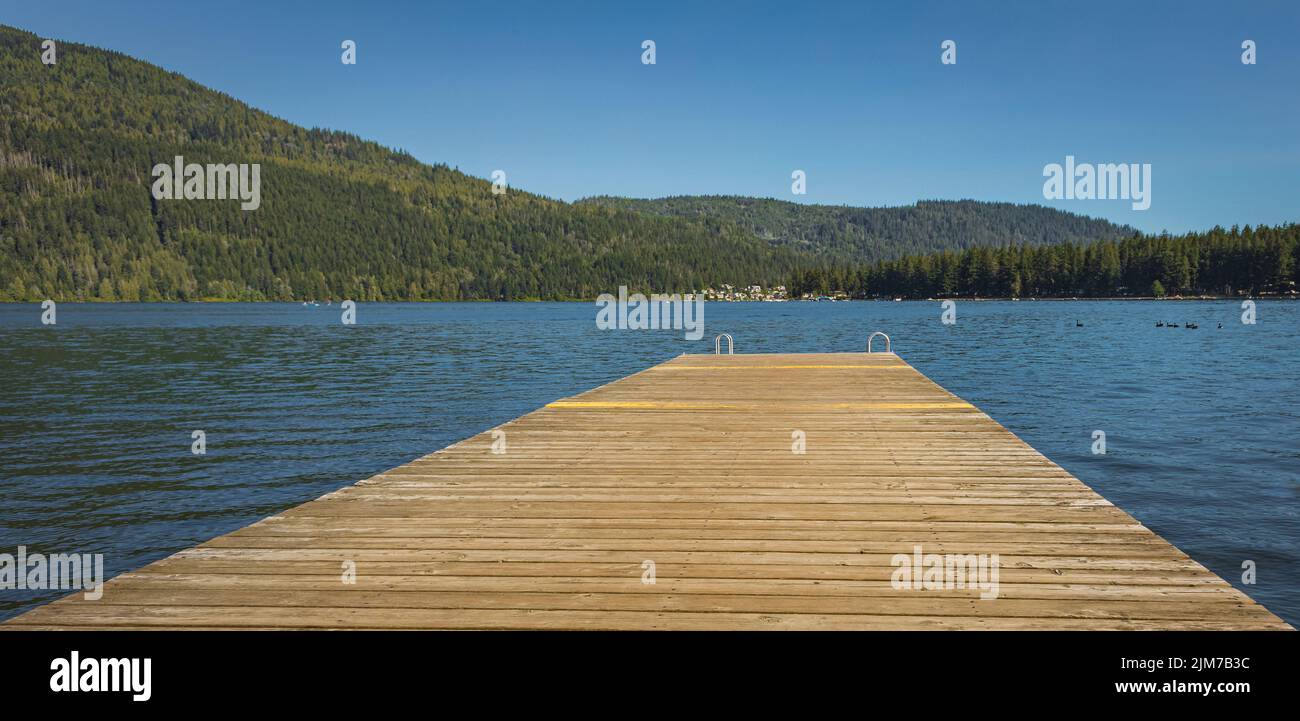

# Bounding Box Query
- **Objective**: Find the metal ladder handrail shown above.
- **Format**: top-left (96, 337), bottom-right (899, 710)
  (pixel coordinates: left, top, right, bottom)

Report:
top-left (714, 333), bottom-right (734, 354)
top-left (867, 331), bottom-right (891, 353)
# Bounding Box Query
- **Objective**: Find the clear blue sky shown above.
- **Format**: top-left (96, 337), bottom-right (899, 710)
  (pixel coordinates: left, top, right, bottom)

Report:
top-left (5, 0), bottom-right (1298, 233)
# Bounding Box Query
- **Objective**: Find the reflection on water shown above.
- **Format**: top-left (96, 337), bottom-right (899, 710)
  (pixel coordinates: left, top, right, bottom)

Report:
top-left (1, 300), bottom-right (1297, 623)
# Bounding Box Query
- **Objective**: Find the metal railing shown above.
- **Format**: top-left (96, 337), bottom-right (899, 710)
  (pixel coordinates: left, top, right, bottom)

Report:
top-left (867, 331), bottom-right (891, 353)
top-left (714, 333), bottom-right (734, 354)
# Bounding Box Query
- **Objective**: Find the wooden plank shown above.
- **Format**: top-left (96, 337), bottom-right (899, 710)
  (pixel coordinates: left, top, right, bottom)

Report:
top-left (4, 351), bottom-right (1289, 630)
top-left (9, 606), bottom-right (1291, 631)
top-left (99, 572), bottom-right (1252, 600)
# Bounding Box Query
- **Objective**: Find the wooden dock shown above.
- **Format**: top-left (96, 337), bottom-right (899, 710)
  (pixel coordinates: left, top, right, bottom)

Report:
top-left (6, 350), bottom-right (1290, 630)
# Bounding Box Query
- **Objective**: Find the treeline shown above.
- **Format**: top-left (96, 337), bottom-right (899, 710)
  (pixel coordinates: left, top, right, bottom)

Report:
top-left (788, 224), bottom-right (1300, 299)
top-left (0, 25), bottom-right (796, 301)
top-left (580, 195), bottom-right (1133, 264)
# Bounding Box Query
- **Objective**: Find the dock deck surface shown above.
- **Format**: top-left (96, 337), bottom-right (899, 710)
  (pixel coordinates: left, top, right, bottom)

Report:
top-left (6, 352), bottom-right (1290, 629)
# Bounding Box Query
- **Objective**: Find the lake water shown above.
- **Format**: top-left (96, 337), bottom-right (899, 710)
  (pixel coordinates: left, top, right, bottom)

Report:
top-left (1, 300), bottom-right (1297, 624)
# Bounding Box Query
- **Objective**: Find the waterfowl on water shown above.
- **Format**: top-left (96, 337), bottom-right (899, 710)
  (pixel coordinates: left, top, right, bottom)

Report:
top-left (1156, 321), bottom-right (1164, 327)
top-left (1076, 320), bottom-right (1083, 327)
top-left (1186, 322), bottom-right (1198, 329)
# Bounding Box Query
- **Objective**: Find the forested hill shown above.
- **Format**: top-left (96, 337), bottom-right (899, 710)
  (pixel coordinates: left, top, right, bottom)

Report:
top-left (0, 24), bottom-right (798, 301)
top-left (0, 24), bottom-right (1145, 302)
top-left (578, 196), bottom-right (1133, 264)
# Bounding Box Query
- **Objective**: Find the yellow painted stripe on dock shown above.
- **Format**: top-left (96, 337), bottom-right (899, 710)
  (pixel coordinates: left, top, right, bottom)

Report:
top-left (546, 400), bottom-right (975, 411)
top-left (5, 351), bottom-right (1288, 630)
top-left (812, 401), bottom-right (975, 410)
top-left (656, 364), bottom-right (910, 370)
